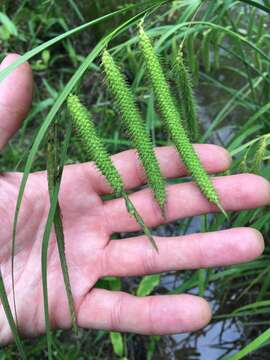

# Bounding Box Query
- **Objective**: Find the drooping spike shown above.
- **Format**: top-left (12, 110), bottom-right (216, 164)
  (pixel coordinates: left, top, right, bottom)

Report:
top-left (138, 25), bottom-right (228, 219)
top-left (102, 49), bottom-right (166, 215)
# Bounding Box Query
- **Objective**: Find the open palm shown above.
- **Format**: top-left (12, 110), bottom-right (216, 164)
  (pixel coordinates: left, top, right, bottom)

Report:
top-left (0, 54), bottom-right (269, 345)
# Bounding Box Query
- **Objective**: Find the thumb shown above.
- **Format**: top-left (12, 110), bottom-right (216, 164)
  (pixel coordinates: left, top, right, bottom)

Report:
top-left (0, 53), bottom-right (33, 150)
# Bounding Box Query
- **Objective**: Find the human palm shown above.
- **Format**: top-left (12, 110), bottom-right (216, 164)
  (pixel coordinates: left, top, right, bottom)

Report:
top-left (0, 54), bottom-right (269, 345)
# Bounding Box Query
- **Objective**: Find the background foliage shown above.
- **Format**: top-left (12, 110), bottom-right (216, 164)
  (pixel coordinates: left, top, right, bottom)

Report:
top-left (0, 0), bottom-right (270, 359)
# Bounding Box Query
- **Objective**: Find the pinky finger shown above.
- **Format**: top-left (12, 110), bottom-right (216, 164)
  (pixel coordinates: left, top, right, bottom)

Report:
top-left (77, 289), bottom-right (211, 335)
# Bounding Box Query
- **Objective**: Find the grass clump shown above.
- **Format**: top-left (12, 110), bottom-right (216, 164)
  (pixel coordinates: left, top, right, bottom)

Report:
top-left (102, 49), bottom-right (166, 216)
top-left (138, 24), bottom-right (228, 219)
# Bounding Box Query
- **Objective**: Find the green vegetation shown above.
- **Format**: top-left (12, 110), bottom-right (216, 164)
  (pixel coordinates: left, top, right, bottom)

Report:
top-left (67, 94), bottom-right (125, 196)
top-left (0, 0), bottom-right (270, 359)
top-left (67, 94), bottom-right (158, 250)
top-left (102, 50), bottom-right (166, 215)
top-left (139, 24), bottom-right (227, 218)
top-left (174, 47), bottom-right (200, 142)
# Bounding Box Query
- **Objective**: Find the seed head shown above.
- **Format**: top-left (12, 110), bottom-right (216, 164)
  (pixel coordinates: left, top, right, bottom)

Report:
top-left (102, 50), bottom-right (166, 214)
top-left (139, 26), bottom-right (227, 218)
top-left (174, 48), bottom-right (200, 142)
top-left (67, 94), bottom-right (124, 195)
top-left (67, 94), bottom-right (159, 250)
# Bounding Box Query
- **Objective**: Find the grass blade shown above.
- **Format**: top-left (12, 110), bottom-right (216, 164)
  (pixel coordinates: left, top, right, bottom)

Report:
top-left (67, 0), bottom-right (85, 22)
top-left (123, 193), bottom-right (159, 252)
top-left (41, 176), bottom-right (62, 360)
top-left (47, 122), bottom-right (78, 335)
top-left (222, 327), bottom-right (270, 360)
top-left (238, 0), bottom-right (270, 13)
top-left (136, 274), bottom-right (161, 296)
top-left (0, 270), bottom-right (26, 359)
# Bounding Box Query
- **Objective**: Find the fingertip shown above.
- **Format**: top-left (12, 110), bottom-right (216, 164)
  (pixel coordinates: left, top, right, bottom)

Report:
top-left (248, 228), bottom-right (265, 257)
top-left (0, 53), bottom-right (33, 149)
top-left (213, 174), bottom-right (270, 212)
top-left (220, 146), bottom-right (232, 169)
top-left (241, 174), bottom-right (270, 207)
top-left (152, 294), bottom-right (212, 334)
top-left (197, 144), bottom-right (232, 171)
top-left (200, 298), bottom-right (212, 327)
top-left (255, 175), bottom-right (270, 206)
top-left (188, 296), bottom-right (212, 331)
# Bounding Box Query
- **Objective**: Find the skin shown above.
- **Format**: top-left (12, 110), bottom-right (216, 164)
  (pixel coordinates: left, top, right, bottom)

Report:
top-left (0, 54), bottom-right (269, 344)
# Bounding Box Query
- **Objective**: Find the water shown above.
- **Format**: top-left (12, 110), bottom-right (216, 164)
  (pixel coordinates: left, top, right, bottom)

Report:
top-left (160, 269), bottom-right (242, 359)
top-left (170, 321), bottom-right (241, 360)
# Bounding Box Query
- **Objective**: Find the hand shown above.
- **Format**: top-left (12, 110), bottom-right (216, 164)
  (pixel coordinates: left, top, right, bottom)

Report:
top-left (0, 54), bottom-right (268, 344)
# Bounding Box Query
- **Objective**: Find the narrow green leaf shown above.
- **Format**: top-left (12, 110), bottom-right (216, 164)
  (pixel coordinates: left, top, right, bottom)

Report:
top-left (0, 270), bottom-right (26, 359)
top-left (234, 300), bottom-right (270, 314)
top-left (198, 269), bottom-right (207, 297)
top-left (123, 193), bottom-right (159, 252)
top-left (110, 332), bottom-right (124, 357)
top-left (147, 336), bottom-right (160, 360)
top-left (67, 0), bottom-right (85, 22)
top-left (47, 122), bottom-right (78, 335)
top-left (137, 275), bottom-right (161, 297)
top-left (238, 0), bottom-right (270, 13)
top-left (0, 12), bottom-right (18, 36)
top-left (41, 180), bottom-right (61, 360)
top-left (222, 327), bottom-right (270, 360)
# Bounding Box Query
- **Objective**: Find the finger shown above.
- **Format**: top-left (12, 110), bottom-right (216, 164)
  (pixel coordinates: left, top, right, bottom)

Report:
top-left (0, 54), bottom-right (33, 150)
top-left (103, 174), bottom-right (270, 233)
top-left (78, 289), bottom-right (211, 335)
top-left (64, 144), bottom-right (231, 194)
top-left (101, 228), bottom-right (264, 277)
